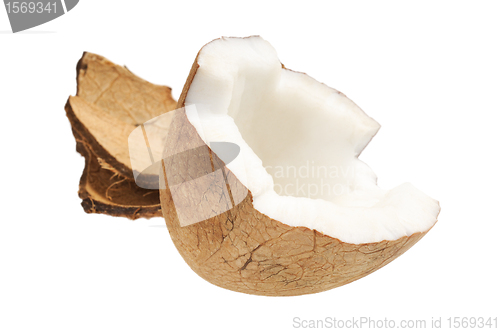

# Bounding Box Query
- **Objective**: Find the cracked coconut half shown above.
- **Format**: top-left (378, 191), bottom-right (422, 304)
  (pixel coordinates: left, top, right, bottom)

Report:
top-left (65, 52), bottom-right (177, 219)
top-left (159, 36), bottom-right (440, 296)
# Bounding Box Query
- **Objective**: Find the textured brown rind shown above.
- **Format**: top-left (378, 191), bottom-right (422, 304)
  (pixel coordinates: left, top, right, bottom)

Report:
top-left (66, 52), bottom-right (177, 218)
top-left (159, 37), bottom-right (434, 296)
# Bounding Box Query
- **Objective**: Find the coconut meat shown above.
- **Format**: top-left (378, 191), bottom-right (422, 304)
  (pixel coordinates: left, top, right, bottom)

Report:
top-left (184, 36), bottom-right (439, 244)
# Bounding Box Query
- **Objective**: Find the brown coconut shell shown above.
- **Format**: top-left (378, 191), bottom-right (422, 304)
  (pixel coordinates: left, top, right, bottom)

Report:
top-left (65, 52), bottom-right (177, 219)
top-left (159, 41), bottom-right (434, 296)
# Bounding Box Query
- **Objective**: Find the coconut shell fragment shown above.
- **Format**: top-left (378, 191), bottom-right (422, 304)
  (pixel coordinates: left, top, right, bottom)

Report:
top-left (65, 52), bottom-right (177, 219)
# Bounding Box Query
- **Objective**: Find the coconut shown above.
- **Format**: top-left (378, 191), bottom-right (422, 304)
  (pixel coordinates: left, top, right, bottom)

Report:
top-left (159, 36), bottom-right (440, 296)
top-left (65, 52), bottom-right (177, 219)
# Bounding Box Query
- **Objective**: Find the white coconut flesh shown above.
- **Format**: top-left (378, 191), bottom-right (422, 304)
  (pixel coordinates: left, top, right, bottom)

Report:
top-left (183, 36), bottom-right (439, 244)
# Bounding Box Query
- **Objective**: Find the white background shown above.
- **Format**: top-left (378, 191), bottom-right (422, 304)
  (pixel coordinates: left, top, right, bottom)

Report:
top-left (1, 1), bottom-right (499, 331)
